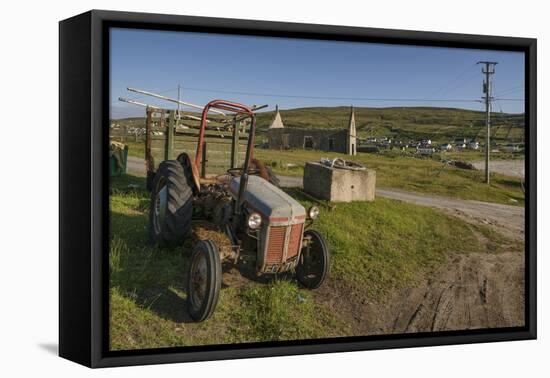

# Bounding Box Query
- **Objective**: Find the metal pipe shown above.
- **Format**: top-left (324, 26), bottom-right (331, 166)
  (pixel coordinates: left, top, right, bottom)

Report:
top-left (118, 97), bottom-right (160, 109)
top-left (119, 97), bottom-right (212, 123)
top-left (201, 142), bottom-right (207, 178)
top-left (221, 104), bottom-right (268, 124)
top-left (127, 87), bottom-right (226, 116)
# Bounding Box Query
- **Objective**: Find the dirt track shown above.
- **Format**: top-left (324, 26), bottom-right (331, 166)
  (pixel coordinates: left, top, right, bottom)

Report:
top-left (316, 248), bottom-right (525, 334)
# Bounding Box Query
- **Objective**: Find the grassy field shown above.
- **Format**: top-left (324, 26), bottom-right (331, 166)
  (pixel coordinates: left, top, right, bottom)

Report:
top-left (109, 174), bottom-right (520, 350)
top-left (118, 141), bottom-right (524, 206)
top-left (254, 148), bottom-right (524, 206)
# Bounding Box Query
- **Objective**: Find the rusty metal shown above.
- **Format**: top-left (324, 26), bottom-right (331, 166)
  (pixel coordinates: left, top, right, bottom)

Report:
top-left (201, 142), bottom-right (207, 178)
top-left (194, 99), bottom-right (255, 179)
top-left (287, 223), bottom-right (304, 259)
top-left (266, 226), bottom-right (286, 265)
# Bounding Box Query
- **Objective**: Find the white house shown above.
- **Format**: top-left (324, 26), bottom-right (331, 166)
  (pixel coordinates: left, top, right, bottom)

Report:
top-left (440, 143), bottom-right (453, 151)
top-left (455, 143), bottom-right (467, 151)
top-left (468, 140), bottom-right (480, 150)
top-left (502, 143), bottom-right (521, 152)
top-left (417, 146), bottom-right (436, 155)
top-left (454, 137), bottom-right (467, 144)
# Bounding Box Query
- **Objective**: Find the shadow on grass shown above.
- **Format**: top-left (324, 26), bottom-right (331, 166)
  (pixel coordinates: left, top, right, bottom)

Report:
top-left (110, 207), bottom-right (304, 324)
top-left (110, 210), bottom-right (197, 324)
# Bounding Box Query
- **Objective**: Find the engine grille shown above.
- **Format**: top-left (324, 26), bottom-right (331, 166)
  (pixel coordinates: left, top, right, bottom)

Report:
top-left (265, 223), bottom-right (304, 265)
top-left (266, 226), bottom-right (286, 264)
top-left (287, 223), bottom-right (304, 259)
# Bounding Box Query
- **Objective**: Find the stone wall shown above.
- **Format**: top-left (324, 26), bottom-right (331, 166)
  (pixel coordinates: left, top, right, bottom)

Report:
top-left (267, 128), bottom-right (348, 153)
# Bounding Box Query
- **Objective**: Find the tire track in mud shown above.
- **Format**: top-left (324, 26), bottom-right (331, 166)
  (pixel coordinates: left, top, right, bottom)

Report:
top-left (314, 250), bottom-right (525, 335)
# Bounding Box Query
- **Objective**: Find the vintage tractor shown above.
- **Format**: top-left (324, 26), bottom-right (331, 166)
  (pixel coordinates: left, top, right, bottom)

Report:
top-left (148, 99), bottom-right (330, 322)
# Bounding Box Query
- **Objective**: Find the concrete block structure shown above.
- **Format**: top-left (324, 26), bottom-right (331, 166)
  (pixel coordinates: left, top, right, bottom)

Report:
top-left (303, 162), bottom-right (376, 202)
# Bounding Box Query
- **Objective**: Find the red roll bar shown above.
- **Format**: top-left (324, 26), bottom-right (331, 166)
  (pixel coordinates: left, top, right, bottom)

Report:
top-left (194, 99), bottom-right (255, 174)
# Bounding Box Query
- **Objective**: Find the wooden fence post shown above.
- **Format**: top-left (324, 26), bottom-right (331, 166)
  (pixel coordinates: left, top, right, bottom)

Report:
top-left (231, 116), bottom-right (239, 169)
top-left (165, 110), bottom-right (175, 161)
top-left (145, 108), bottom-right (155, 174)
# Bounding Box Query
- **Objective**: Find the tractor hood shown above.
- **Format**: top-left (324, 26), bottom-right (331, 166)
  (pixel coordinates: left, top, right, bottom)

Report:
top-left (229, 175), bottom-right (306, 226)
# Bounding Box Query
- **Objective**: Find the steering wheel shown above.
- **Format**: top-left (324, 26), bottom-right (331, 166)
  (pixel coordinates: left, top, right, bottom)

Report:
top-left (226, 167), bottom-right (260, 177)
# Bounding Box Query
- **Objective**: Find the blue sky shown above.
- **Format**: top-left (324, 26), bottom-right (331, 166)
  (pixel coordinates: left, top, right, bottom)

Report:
top-left (110, 28), bottom-right (525, 119)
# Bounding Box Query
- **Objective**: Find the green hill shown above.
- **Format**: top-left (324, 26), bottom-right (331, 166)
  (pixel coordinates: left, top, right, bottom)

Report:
top-left (112, 106), bottom-right (525, 145)
top-left (254, 106), bottom-right (524, 144)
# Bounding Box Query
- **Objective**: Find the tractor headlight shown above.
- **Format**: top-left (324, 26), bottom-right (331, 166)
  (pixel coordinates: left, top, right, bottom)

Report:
top-left (247, 212), bottom-right (262, 230)
top-left (308, 206), bottom-right (320, 220)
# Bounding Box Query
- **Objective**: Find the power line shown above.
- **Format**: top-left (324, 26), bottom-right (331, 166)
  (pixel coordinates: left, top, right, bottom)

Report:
top-left (426, 63), bottom-right (478, 98)
top-left (493, 84), bottom-right (524, 97)
top-left (437, 70), bottom-right (481, 97)
top-left (179, 85), bottom-right (482, 103)
top-left (491, 83), bottom-right (506, 139)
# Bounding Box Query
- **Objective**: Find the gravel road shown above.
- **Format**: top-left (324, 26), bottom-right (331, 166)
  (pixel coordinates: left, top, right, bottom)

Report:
top-left (126, 156), bottom-right (147, 175)
top-left (471, 159), bottom-right (525, 178)
top-left (376, 188), bottom-right (524, 240)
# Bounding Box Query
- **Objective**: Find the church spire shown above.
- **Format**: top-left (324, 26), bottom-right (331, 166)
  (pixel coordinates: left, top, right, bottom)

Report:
top-left (347, 105), bottom-right (357, 155)
top-left (268, 104), bottom-right (285, 129)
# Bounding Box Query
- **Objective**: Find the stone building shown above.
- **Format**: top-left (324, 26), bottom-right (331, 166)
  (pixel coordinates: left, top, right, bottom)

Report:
top-left (267, 106), bottom-right (357, 155)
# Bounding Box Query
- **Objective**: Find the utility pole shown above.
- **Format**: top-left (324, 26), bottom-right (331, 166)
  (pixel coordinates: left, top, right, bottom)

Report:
top-left (478, 61), bottom-right (497, 184)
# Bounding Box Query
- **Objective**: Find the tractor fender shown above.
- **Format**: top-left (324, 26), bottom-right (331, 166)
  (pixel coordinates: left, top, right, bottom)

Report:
top-left (251, 158), bottom-right (280, 187)
top-left (176, 153), bottom-right (201, 193)
top-left (251, 158), bottom-right (270, 181)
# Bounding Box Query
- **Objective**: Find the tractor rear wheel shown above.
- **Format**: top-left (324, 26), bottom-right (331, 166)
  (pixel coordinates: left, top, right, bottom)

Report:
top-left (187, 240), bottom-right (222, 322)
top-left (296, 230), bottom-right (330, 289)
top-left (148, 160), bottom-right (193, 247)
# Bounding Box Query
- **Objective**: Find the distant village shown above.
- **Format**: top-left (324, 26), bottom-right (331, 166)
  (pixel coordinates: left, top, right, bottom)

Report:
top-left (263, 106), bottom-right (524, 156)
top-left (110, 105), bottom-right (524, 156)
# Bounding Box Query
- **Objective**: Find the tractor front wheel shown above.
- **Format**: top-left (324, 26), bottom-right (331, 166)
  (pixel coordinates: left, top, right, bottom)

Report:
top-left (296, 230), bottom-right (330, 289)
top-left (187, 240), bottom-right (222, 322)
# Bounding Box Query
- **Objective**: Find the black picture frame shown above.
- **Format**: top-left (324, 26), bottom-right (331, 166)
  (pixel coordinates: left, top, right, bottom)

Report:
top-left (59, 9), bottom-right (537, 368)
